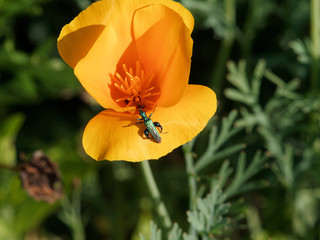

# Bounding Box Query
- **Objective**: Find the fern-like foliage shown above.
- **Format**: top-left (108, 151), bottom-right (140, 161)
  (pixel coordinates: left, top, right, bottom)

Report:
top-left (141, 107), bottom-right (267, 239)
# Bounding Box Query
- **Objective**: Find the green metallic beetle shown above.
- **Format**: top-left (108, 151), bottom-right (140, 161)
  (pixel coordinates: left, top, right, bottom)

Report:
top-left (136, 108), bottom-right (163, 143)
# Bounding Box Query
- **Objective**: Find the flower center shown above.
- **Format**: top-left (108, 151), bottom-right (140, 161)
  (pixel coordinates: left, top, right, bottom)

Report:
top-left (109, 61), bottom-right (160, 109)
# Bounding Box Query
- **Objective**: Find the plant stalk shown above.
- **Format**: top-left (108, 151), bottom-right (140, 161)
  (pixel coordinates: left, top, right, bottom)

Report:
top-left (140, 160), bottom-right (172, 229)
top-left (184, 141), bottom-right (198, 236)
top-left (185, 150), bottom-right (197, 212)
top-left (210, 0), bottom-right (236, 96)
top-left (311, 0), bottom-right (320, 91)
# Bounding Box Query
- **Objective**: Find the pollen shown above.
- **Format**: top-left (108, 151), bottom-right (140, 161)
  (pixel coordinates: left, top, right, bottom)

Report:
top-left (110, 61), bottom-right (160, 108)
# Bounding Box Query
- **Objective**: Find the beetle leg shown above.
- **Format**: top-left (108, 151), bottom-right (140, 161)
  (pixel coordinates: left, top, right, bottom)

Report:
top-left (154, 122), bottom-right (163, 133)
top-left (144, 128), bottom-right (150, 139)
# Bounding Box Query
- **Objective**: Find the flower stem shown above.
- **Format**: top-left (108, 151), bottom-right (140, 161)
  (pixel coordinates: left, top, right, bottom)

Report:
top-left (209, 0), bottom-right (236, 96)
top-left (183, 140), bottom-right (197, 236)
top-left (185, 144), bottom-right (197, 211)
top-left (140, 160), bottom-right (172, 229)
top-left (311, 0), bottom-right (320, 91)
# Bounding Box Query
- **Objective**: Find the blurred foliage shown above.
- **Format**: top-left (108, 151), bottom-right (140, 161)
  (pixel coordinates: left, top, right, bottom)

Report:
top-left (0, 0), bottom-right (319, 239)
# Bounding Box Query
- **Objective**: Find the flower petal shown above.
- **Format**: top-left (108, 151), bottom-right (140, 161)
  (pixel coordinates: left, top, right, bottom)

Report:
top-left (83, 84), bottom-right (217, 162)
top-left (59, 0), bottom-right (194, 109)
top-left (58, 0), bottom-right (193, 69)
top-left (57, 1), bottom-right (111, 68)
top-left (72, 1), bottom-right (137, 109)
top-left (132, 4), bottom-right (193, 107)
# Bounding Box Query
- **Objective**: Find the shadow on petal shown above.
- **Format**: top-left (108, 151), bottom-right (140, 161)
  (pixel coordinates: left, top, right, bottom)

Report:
top-left (58, 25), bottom-right (105, 69)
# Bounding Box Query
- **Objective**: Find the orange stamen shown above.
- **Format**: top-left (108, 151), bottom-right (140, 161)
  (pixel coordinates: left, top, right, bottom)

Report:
top-left (110, 61), bottom-right (160, 109)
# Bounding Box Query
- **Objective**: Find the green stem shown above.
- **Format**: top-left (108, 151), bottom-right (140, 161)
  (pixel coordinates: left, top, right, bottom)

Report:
top-left (185, 150), bottom-right (197, 211)
top-left (183, 141), bottom-right (197, 236)
top-left (209, 0), bottom-right (236, 96)
top-left (240, 0), bottom-right (256, 62)
top-left (60, 186), bottom-right (85, 240)
top-left (140, 160), bottom-right (172, 229)
top-left (311, 0), bottom-right (320, 91)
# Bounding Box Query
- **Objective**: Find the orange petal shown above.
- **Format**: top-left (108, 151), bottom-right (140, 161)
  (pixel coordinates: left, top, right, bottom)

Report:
top-left (58, 0), bottom-right (193, 69)
top-left (82, 84), bottom-right (217, 162)
top-left (71, 0), bottom-right (138, 109)
top-left (132, 4), bottom-right (193, 107)
top-left (57, 1), bottom-right (111, 68)
top-left (58, 0), bottom-right (193, 109)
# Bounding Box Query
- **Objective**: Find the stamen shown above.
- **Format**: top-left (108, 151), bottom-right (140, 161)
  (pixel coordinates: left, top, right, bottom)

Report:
top-left (143, 86), bottom-right (155, 93)
top-left (136, 61), bottom-right (141, 78)
top-left (144, 100), bottom-right (154, 105)
top-left (134, 96), bottom-right (140, 102)
top-left (144, 73), bottom-right (154, 88)
top-left (109, 61), bottom-right (160, 109)
top-left (122, 64), bottom-right (129, 75)
top-left (115, 96), bottom-right (130, 102)
top-left (146, 92), bottom-right (161, 97)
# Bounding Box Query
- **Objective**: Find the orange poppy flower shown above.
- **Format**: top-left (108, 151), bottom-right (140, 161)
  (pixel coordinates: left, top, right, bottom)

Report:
top-left (57, 0), bottom-right (217, 162)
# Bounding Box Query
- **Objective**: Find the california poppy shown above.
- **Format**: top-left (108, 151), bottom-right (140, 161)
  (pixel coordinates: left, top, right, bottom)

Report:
top-left (57, 0), bottom-right (217, 162)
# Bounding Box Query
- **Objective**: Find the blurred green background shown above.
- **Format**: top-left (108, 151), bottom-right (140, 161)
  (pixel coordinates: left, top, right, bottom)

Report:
top-left (0, 0), bottom-right (319, 239)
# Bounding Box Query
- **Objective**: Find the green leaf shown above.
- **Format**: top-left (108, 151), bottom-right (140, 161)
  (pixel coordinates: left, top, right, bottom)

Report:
top-left (225, 151), bottom-right (267, 198)
top-left (289, 38), bottom-right (312, 64)
top-left (168, 223), bottom-right (182, 240)
top-left (195, 110), bottom-right (244, 172)
top-left (224, 88), bottom-right (255, 105)
top-left (251, 60), bottom-right (266, 97)
top-left (0, 113), bottom-right (24, 166)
